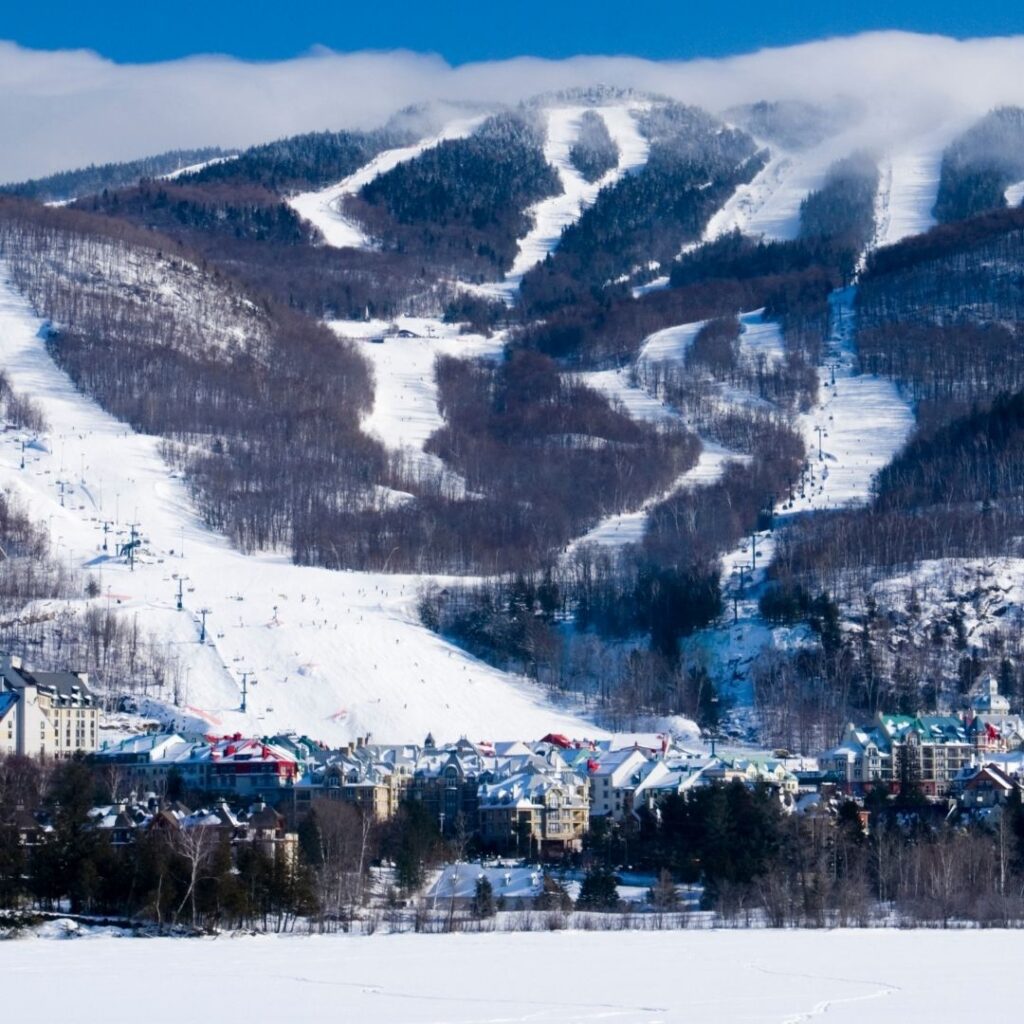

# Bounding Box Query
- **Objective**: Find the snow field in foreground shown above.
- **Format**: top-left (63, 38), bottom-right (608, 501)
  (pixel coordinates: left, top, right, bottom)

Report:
top-left (287, 117), bottom-right (484, 250)
top-left (0, 272), bottom-right (597, 745)
top-left (4, 928), bottom-right (1019, 1023)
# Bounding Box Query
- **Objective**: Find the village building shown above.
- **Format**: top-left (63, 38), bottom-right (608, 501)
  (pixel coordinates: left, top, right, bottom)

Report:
top-left (0, 653), bottom-right (98, 758)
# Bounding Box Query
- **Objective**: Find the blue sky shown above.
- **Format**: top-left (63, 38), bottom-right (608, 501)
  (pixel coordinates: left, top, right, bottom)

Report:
top-left (4, 0), bottom-right (1024, 63)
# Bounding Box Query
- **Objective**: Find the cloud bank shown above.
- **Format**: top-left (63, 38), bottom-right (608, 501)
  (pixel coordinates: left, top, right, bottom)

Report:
top-left (4, 31), bottom-right (1024, 184)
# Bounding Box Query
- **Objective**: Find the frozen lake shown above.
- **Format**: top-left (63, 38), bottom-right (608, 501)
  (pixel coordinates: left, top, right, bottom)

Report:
top-left (3, 928), bottom-right (1017, 1023)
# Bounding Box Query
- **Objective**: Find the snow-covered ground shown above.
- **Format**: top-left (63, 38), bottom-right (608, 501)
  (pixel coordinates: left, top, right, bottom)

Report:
top-left (0, 272), bottom-right (598, 746)
top-left (700, 151), bottom-right (795, 245)
top-left (566, 440), bottom-right (742, 552)
top-left (328, 316), bottom-right (504, 485)
top-left (4, 929), bottom-right (1019, 1023)
top-left (159, 154), bottom-right (238, 181)
top-left (472, 104), bottom-right (649, 302)
top-left (639, 309), bottom-right (784, 368)
top-left (288, 117), bottom-right (484, 249)
top-left (1006, 180), bottom-right (1024, 208)
top-left (870, 142), bottom-right (945, 250)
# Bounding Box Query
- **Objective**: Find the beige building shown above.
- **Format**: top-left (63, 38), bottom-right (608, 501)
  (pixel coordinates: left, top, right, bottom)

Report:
top-left (0, 653), bottom-right (98, 758)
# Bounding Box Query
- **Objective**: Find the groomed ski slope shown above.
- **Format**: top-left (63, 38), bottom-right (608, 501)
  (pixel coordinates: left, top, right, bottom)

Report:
top-left (6, 928), bottom-right (1018, 1024)
top-left (287, 117), bottom-right (485, 249)
top-left (685, 288), bottom-right (915, 698)
top-left (473, 104), bottom-right (649, 302)
top-left (0, 272), bottom-right (599, 746)
top-left (328, 317), bottom-right (504, 486)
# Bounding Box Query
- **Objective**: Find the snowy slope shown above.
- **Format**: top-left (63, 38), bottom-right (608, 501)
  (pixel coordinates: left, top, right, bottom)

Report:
top-left (566, 440), bottom-right (743, 552)
top-left (472, 104), bottom-right (649, 302)
top-left (639, 310), bottom-right (784, 367)
top-left (326, 316), bottom-right (504, 496)
top-left (1006, 181), bottom-right (1024, 208)
top-left (287, 117), bottom-right (484, 249)
top-left (0, 271), bottom-right (600, 746)
top-left (870, 144), bottom-right (945, 250)
top-left (683, 288), bottom-right (914, 702)
top-left (328, 317), bottom-right (504, 477)
top-left (701, 152), bottom-right (795, 244)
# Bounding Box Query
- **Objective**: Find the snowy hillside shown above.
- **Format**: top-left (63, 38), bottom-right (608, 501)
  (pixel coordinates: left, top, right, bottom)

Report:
top-left (328, 316), bottom-right (505, 488)
top-left (472, 103), bottom-right (650, 301)
top-left (287, 116), bottom-right (485, 249)
top-left (0, 270), bottom-right (600, 746)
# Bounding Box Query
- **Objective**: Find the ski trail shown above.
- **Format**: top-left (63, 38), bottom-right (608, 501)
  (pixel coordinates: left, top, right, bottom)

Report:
top-left (470, 104), bottom-right (650, 303)
top-left (288, 116), bottom-right (485, 250)
top-left (565, 439), bottom-right (745, 554)
top-left (871, 145), bottom-right (943, 250)
top-left (0, 267), bottom-right (601, 746)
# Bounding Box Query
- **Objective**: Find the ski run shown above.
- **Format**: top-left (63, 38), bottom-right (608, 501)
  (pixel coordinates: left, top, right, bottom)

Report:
top-left (0, 270), bottom-right (599, 747)
top-left (287, 116), bottom-right (485, 250)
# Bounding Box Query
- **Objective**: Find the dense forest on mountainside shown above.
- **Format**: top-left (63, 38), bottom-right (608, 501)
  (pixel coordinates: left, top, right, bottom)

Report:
top-left (296, 349), bottom-right (700, 574)
top-left (77, 180), bottom-right (312, 245)
top-left (181, 127), bottom-right (413, 192)
top-left (345, 112), bottom-right (560, 279)
top-left (74, 178), bottom-right (450, 319)
top-left (514, 151), bottom-right (876, 368)
top-left (518, 104), bottom-right (765, 315)
top-left (933, 107), bottom-right (1024, 223)
top-left (568, 110), bottom-right (618, 182)
top-left (0, 200), bottom-right (384, 556)
top-left (0, 148), bottom-right (232, 203)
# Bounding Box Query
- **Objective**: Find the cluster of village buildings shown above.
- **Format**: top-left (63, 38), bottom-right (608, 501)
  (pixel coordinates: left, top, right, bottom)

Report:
top-left (6, 649), bottom-right (1024, 858)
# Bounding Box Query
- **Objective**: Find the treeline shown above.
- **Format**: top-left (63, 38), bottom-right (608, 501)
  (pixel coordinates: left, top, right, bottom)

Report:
top-left (0, 148), bottom-right (232, 204)
top-left (297, 349), bottom-right (699, 573)
top-left (518, 104), bottom-right (764, 316)
top-left (347, 112), bottom-right (560, 280)
top-left (420, 552), bottom-right (723, 726)
top-left (76, 180), bottom-right (312, 245)
top-left (934, 107), bottom-right (1024, 223)
top-left (568, 110), bottom-right (618, 182)
top-left (625, 782), bottom-right (1024, 927)
top-left (420, 408), bottom-right (803, 717)
top-left (73, 174), bottom-right (443, 320)
top-left (181, 126), bottom-right (412, 192)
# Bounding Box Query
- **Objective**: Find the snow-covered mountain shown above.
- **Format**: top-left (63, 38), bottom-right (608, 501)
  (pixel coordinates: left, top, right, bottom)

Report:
top-left (3, 85), bottom-right (1024, 751)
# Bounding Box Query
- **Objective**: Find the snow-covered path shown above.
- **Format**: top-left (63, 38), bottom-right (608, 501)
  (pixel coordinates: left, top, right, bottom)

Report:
top-left (0, 272), bottom-right (599, 745)
top-left (684, 287), bottom-right (914, 699)
top-left (11, 928), bottom-right (1023, 1023)
top-left (871, 145), bottom-right (944, 250)
top-left (566, 439), bottom-right (743, 552)
top-left (328, 317), bottom-right (504, 483)
top-left (473, 105), bottom-right (649, 303)
top-left (639, 309), bottom-right (784, 366)
top-left (288, 117), bottom-right (484, 249)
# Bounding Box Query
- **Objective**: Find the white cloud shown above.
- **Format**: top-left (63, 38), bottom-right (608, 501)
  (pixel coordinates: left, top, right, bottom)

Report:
top-left (3, 31), bottom-right (1024, 183)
